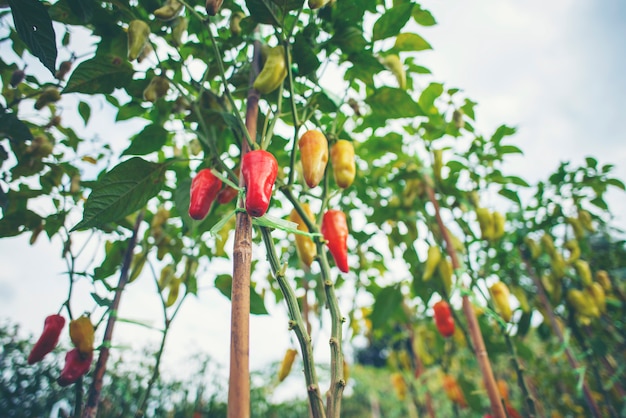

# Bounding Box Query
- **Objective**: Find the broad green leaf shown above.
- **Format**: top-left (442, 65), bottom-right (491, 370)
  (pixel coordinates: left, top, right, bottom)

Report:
top-left (365, 87), bottom-right (423, 120)
top-left (418, 82), bottom-right (444, 115)
top-left (8, 0), bottom-right (57, 75)
top-left (590, 196), bottom-right (608, 210)
top-left (412, 5), bottom-right (436, 26)
top-left (245, 0), bottom-right (282, 26)
top-left (214, 275), bottom-right (269, 315)
top-left (504, 175), bottom-right (530, 187)
top-left (90, 292), bottom-right (113, 307)
top-left (490, 124), bottom-right (517, 145)
top-left (270, 0), bottom-right (303, 11)
top-left (499, 145), bottom-right (523, 155)
top-left (498, 187), bottom-right (520, 205)
top-left (607, 177), bottom-right (626, 190)
top-left (93, 239), bottom-right (127, 280)
top-left (585, 156), bottom-right (598, 169)
top-left (0, 112), bottom-right (33, 142)
top-left (332, 26), bottom-right (368, 54)
top-left (0, 209), bottom-right (41, 237)
top-left (66, 0), bottom-right (93, 22)
top-left (394, 33), bottom-right (432, 52)
top-left (122, 124), bottom-right (169, 156)
top-left (372, 3), bottom-right (413, 41)
top-left (292, 32), bottom-right (320, 77)
top-left (64, 54), bottom-right (133, 95)
top-left (371, 284), bottom-right (403, 329)
top-left (71, 157), bottom-right (166, 231)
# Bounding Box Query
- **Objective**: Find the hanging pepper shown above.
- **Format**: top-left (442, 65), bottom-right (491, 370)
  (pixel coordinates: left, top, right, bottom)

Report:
top-left (290, 204), bottom-right (317, 268)
top-left (573, 259), bottom-right (592, 287)
top-left (242, 150), bottom-right (278, 217)
top-left (143, 75), bottom-right (170, 102)
top-left (330, 140), bottom-right (356, 188)
top-left (154, 0), bottom-right (183, 21)
top-left (490, 281), bottom-right (513, 322)
top-left (442, 375), bottom-right (467, 408)
top-left (298, 130), bottom-right (328, 188)
top-left (390, 372), bottom-right (407, 400)
top-left (69, 315), bottom-right (95, 355)
top-left (189, 169), bottom-right (222, 220)
top-left (28, 314), bottom-right (65, 365)
top-left (58, 348), bottom-right (93, 386)
top-left (422, 245), bottom-right (441, 281)
top-left (278, 348), bottom-right (297, 382)
top-left (476, 207), bottom-right (495, 241)
top-left (381, 54), bottom-right (406, 89)
top-left (321, 210), bottom-right (349, 273)
top-left (253, 46), bottom-right (287, 94)
top-left (438, 257), bottom-right (453, 295)
top-left (433, 300), bottom-right (455, 338)
top-left (127, 20), bottom-right (151, 61)
top-left (217, 167), bottom-right (240, 204)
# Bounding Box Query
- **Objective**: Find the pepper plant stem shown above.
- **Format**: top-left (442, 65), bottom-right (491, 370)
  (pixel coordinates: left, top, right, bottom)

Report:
top-left (82, 211), bottom-right (144, 418)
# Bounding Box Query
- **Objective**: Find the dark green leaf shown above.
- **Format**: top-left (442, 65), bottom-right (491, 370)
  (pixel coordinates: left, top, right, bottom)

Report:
top-left (372, 3), bottom-right (413, 41)
top-left (63, 54), bottom-right (133, 95)
top-left (71, 158), bottom-right (166, 231)
top-left (418, 82), bottom-right (443, 115)
top-left (270, 0), bottom-right (303, 11)
top-left (122, 124), bottom-right (169, 156)
top-left (78, 101), bottom-right (91, 125)
top-left (0, 185), bottom-right (7, 212)
top-left (371, 284), bottom-right (403, 329)
top-left (66, 0), bottom-right (93, 23)
top-left (91, 292), bottom-right (113, 307)
top-left (8, 0), bottom-right (57, 75)
top-left (498, 187), bottom-right (520, 205)
top-left (0, 113), bottom-right (33, 142)
top-left (585, 156), bottom-right (597, 169)
top-left (590, 196), bottom-right (608, 210)
top-left (499, 144), bottom-right (523, 155)
top-left (393, 32), bottom-right (431, 52)
top-left (0, 209), bottom-right (41, 237)
top-left (607, 178), bottom-right (626, 190)
top-left (490, 124), bottom-right (516, 145)
top-left (245, 0), bottom-right (282, 26)
top-left (292, 32), bottom-right (320, 77)
top-left (365, 87), bottom-right (423, 120)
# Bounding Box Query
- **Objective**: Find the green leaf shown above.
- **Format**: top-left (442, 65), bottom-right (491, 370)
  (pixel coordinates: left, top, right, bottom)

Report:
top-left (585, 156), bottom-right (598, 169)
top-left (607, 177), bottom-right (626, 190)
top-left (499, 144), bottom-right (523, 155)
top-left (93, 239), bottom-right (127, 280)
top-left (498, 187), bottom-right (520, 205)
top-left (270, 0), bottom-right (304, 11)
top-left (78, 101), bottom-right (91, 125)
top-left (292, 32), bottom-right (320, 77)
top-left (71, 157), bottom-right (166, 231)
top-left (8, 0), bottom-right (57, 75)
top-left (590, 196), bottom-right (608, 210)
top-left (365, 87), bottom-right (423, 120)
top-left (0, 112), bottom-right (33, 142)
top-left (214, 275), bottom-right (269, 315)
top-left (504, 175), bottom-right (530, 187)
top-left (66, 0), bottom-right (93, 23)
top-left (393, 33), bottom-right (432, 52)
top-left (372, 3), bottom-right (413, 41)
top-left (371, 284), bottom-right (404, 329)
top-left (412, 5), bottom-right (436, 26)
top-left (490, 124), bottom-right (517, 145)
top-left (63, 54), bottom-right (133, 95)
top-left (245, 0), bottom-right (282, 26)
top-left (90, 292), bottom-right (113, 307)
top-left (418, 82), bottom-right (444, 115)
top-left (122, 124), bottom-right (169, 156)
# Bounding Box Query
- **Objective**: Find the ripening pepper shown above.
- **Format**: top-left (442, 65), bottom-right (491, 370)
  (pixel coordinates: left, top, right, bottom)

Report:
top-left (567, 288), bottom-right (600, 318)
top-left (253, 46), bottom-right (287, 94)
top-left (390, 372), bottom-right (407, 400)
top-left (321, 210), bottom-right (349, 273)
top-left (567, 217), bottom-right (585, 240)
top-left (28, 314), bottom-right (65, 365)
top-left (205, 0), bottom-right (223, 15)
top-left (573, 259), bottom-right (592, 287)
top-left (438, 257), bottom-right (453, 295)
top-left (166, 278), bottom-right (181, 307)
top-left (171, 16), bottom-right (188, 47)
top-left (564, 239), bottom-right (580, 263)
top-left (298, 130), bottom-right (328, 188)
top-left (442, 375), bottom-right (467, 408)
top-left (242, 150), bottom-right (278, 217)
top-left (595, 270), bottom-right (612, 291)
top-left (189, 169), bottom-right (222, 220)
top-left (476, 207), bottom-right (495, 240)
top-left (154, 0), bottom-right (183, 21)
top-left (34, 87), bottom-right (61, 110)
top-left (382, 54), bottom-right (406, 89)
top-left (330, 140), bottom-right (356, 188)
top-left (58, 348), bottom-right (93, 386)
top-left (433, 300), bottom-right (455, 338)
top-left (551, 253), bottom-right (567, 279)
top-left (453, 108), bottom-right (464, 129)
top-left (127, 20), bottom-right (151, 61)
top-left (492, 211), bottom-right (505, 239)
top-left (523, 236), bottom-right (541, 259)
top-left (230, 11), bottom-right (244, 36)
top-left (578, 209), bottom-right (594, 232)
top-left (278, 348), bottom-right (297, 382)
top-left (586, 282), bottom-right (606, 314)
top-left (422, 245), bottom-right (441, 281)
top-left (69, 315), bottom-right (95, 355)
top-left (540, 233), bottom-right (557, 258)
top-left (290, 204), bottom-right (317, 268)
top-left (308, 0), bottom-right (331, 10)
top-left (490, 281), bottom-right (512, 322)
top-left (143, 76), bottom-right (170, 102)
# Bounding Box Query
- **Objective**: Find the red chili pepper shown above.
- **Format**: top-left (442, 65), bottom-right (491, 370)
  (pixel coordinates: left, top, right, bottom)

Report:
top-left (433, 300), bottom-right (455, 338)
top-left (241, 150), bottom-right (278, 217)
top-left (321, 210), bottom-right (349, 273)
top-left (189, 169), bottom-right (222, 220)
top-left (28, 314), bottom-right (65, 365)
top-left (58, 348), bottom-right (93, 386)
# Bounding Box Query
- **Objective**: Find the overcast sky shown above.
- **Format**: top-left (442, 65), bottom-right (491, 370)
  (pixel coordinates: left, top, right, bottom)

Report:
top-left (1, 0), bottom-right (625, 398)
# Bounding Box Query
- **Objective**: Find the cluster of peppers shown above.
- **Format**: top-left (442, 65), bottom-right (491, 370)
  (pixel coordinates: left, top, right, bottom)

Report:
top-left (28, 314), bottom-right (95, 386)
top-left (187, 127), bottom-right (357, 273)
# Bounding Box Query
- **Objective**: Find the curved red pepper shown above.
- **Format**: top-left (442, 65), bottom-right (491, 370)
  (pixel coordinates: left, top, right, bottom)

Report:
top-left (28, 314), bottom-right (65, 365)
top-left (58, 348), bottom-right (93, 386)
top-left (433, 300), bottom-right (455, 338)
top-left (321, 210), bottom-right (349, 273)
top-left (189, 169), bottom-right (222, 220)
top-left (242, 150), bottom-right (278, 217)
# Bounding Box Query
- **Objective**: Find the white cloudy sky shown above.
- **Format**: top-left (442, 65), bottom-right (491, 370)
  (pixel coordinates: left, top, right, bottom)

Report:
top-left (1, 0), bottom-right (625, 398)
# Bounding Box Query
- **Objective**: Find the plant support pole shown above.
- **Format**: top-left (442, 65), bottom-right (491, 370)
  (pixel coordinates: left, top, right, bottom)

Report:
top-left (227, 38), bottom-right (261, 418)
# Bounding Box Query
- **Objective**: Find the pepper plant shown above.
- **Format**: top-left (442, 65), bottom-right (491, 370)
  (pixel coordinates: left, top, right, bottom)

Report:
top-left (1, 1), bottom-right (625, 417)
